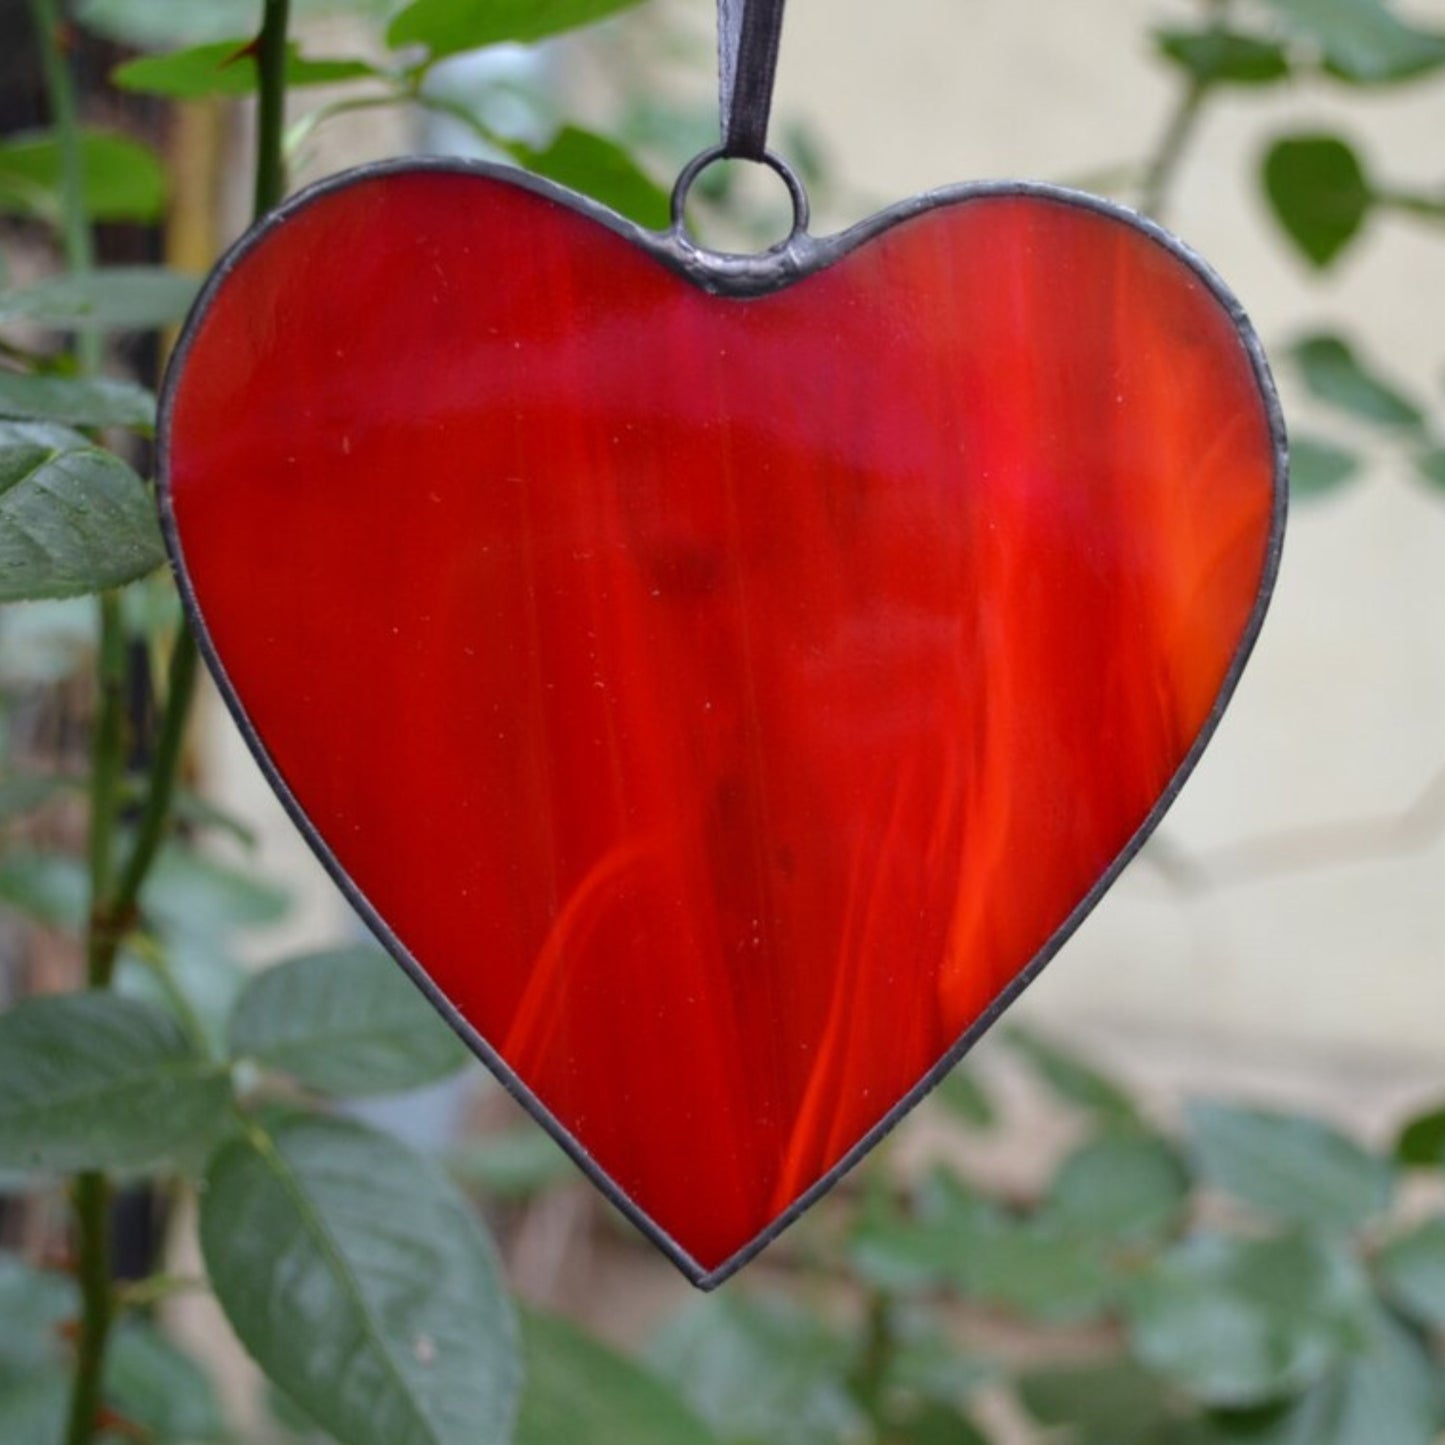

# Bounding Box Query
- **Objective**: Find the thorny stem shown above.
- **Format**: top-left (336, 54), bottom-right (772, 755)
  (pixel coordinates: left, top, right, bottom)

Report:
top-left (65, 1171), bottom-right (113, 1445)
top-left (85, 595), bottom-right (125, 987)
top-left (28, 0), bottom-right (97, 369)
top-left (26, 1), bottom-right (126, 1437)
top-left (89, 0), bottom-right (294, 998)
top-left (48, 0), bottom-right (295, 1438)
top-left (254, 0), bottom-right (294, 218)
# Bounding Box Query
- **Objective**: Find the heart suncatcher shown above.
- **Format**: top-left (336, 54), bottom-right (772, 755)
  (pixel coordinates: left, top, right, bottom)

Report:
top-left (160, 2), bottom-right (1286, 1286)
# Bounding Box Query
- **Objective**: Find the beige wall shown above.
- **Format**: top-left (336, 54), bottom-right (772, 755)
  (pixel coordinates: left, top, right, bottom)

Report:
top-left (203, 0), bottom-right (1445, 1073)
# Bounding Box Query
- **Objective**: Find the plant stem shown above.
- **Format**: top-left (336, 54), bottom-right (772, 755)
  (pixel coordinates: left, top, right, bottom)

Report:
top-left (28, 0), bottom-right (99, 373)
top-left (1138, 76), bottom-right (1209, 221)
top-left (85, 592), bottom-right (125, 987)
top-left (254, 0), bottom-right (294, 217)
top-left (283, 79), bottom-right (507, 174)
top-left (30, 0), bottom-right (121, 977)
top-left (1138, 0), bottom-right (1234, 221)
top-left (89, 0), bottom-right (295, 991)
top-left (54, 2), bottom-right (294, 1439)
top-left (114, 1273), bottom-right (207, 1311)
top-left (123, 932), bottom-right (212, 1057)
top-left (1378, 189), bottom-right (1445, 222)
top-left (27, 4), bottom-right (127, 1440)
top-left (66, 1171), bottom-right (113, 1445)
top-left (96, 633), bottom-right (198, 983)
top-left (847, 1289), bottom-right (896, 1423)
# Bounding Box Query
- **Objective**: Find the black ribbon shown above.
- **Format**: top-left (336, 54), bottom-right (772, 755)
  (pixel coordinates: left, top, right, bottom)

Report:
top-left (717, 0), bottom-right (788, 160)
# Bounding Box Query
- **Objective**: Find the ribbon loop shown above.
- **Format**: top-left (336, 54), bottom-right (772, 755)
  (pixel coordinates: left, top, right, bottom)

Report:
top-left (717, 0), bottom-right (788, 160)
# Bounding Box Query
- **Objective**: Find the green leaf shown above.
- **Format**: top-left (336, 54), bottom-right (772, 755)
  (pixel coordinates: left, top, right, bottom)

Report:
top-left (886, 1404), bottom-right (989, 1445)
top-left (1396, 1103), bottom-right (1445, 1165)
top-left (0, 597), bottom-right (94, 687)
top-left (201, 1116), bottom-right (520, 1445)
top-left (107, 1322), bottom-right (227, 1442)
top-left (113, 40), bottom-right (378, 99)
top-left (933, 1065), bottom-right (995, 1128)
top-left (1290, 435), bottom-right (1361, 498)
top-left (1314, 1307), bottom-right (1439, 1445)
top-left (0, 849), bottom-right (87, 928)
top-left (1186, 1101), bottom-right (1393, 1232)
top-left (122, 568), bottom-right (180, 639)
top-left (847, 1213), bottom-right (959, 1293)
top-left (0, 771), bottom-right (84, 821)
top-left (117, 932), bottom-right (248, 1057)
top-left (0, 1370), bottom-right (69, 1442)
top-left (0, 1327), bottom-right (217, 1445)
top-left (0, 1254), bottom-right (75, 1373)
top-left (1261, 0), bottom-right (1445, 84)
top-left (1291, 333), bottom-right (1424, 429)
top-left (0, 267), bottom-right (200, 331)
top-left (855, 1156), bottom-right (1115, 1317)
top-left (1219, 1305), bottom-right (1440, 1445)
top-left (0, 129), bottom-right (166, 224)
top-left (961, 1217), bottom-right (1118, 1324)
top-left (1263, 136), bottom-right (1373, 268)
top-left (266, 1383), bottom-right (335, 1442)
top-left (1126, 1231), bottom-right (1371, 1407)
top-left (146, 843), bottom-right (290, 938)
top-left (0, 371), bottom-right (157, 431)
top-left (170, 787), bottom-right (259, 850)
top-left (1043, 1133), bottom-right (1190, 1243)
top-left (1005, 1027), bottom-right (1140, 1124)
top-left (388, 0), bottom-right (647, 62)
top-left (0, 420), bottom-right (165, 601)
top-left (448, 1128), bottom-right (575, 1199)
top-left (648, 1295), bottom-right (867, 1445)
top-left (1019, 1361), bottom-right (1173, 1445)
top-left (518, 1311), bottom-right (718, 1445)
top-left (851, 1166), bottom-right (1116, 1321)
top-left (1376, 1217), bottom-right (1445, 1329)
top-left (1413, 448), bottom-right (1445, 491)
top-left (879, 1307), bottom-right (992, 1409)
top-left (0, 993), bottom-right (231, 1173)
top-left (1156, 28), bottom-right (1291, 85)
top-left (229, 944), bottom-right (469, 1096)
top-left (847, 1169), bottom-right (996, 1293)
top-left (615, 98), bottom-right (719, 171)
top-left (77, 0), bottom-right (394, 48)
top-left (508, 126), bottom-right (669, 230)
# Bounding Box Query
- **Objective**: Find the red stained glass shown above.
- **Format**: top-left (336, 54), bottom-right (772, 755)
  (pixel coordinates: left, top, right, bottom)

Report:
top-left (165, 169), bottom-right (1282, 1279)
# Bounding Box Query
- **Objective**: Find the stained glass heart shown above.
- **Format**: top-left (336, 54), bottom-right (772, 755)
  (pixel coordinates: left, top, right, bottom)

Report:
top-left (161, 162), bottom-right (1285, 1285)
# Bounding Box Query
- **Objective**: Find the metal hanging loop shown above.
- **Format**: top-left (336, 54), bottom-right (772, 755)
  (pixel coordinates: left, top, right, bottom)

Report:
top-left (669, 144), bottom-right (811, 246)
top-left (718, 0), bottom-right (788, 160)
